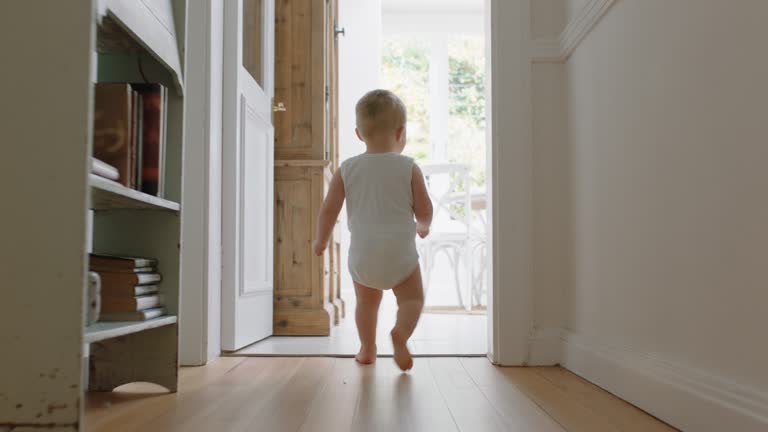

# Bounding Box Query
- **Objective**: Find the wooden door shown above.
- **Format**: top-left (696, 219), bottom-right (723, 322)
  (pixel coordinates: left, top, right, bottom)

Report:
top-left (272, 0), bottom-right (342, 335)
top-left (273, 0), bottom-right (326, 160)
top-left (222, 0), bottom-right (276, 351)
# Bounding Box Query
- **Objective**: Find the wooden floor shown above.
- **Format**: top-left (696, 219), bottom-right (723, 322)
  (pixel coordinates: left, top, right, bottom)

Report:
top-left (85, 357), bottom-right (676, 432)
top-left (233, 293), bottom-right (487, 356)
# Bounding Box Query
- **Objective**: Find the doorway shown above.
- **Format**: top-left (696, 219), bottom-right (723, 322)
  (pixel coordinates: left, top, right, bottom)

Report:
top-left (232, 0), bottom-right (489, 357)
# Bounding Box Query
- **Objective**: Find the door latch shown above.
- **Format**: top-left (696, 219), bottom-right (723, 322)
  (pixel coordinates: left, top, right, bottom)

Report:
top-left (334, 25), bottom-right (346, 39)
top-left (272, 102), bottom-right (287, 112)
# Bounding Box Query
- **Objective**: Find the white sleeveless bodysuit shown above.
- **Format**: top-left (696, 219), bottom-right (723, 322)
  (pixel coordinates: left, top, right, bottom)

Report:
top-left (340, 152), bottom-right (419, 290)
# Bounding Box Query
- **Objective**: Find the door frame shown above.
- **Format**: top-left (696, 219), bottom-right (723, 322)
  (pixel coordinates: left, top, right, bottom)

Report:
top-left (485, 0), bottom-right (534, 366)
top-left (179, 0), bottom-right (534, 366)
top-left (179, 0), bottom-right (226, 365)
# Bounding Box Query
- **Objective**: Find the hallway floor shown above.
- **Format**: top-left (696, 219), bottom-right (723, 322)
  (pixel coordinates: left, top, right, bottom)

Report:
top-left (85, 357), bottom-right (675, 432)
top-left (229, 291), bottom-right (487, 356)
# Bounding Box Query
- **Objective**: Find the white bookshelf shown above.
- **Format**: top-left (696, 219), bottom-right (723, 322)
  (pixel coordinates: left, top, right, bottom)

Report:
top-left (87, 0), bottom-right (187, 396)
top-left (96, 0), bottom-right (185, 93)
top-left (0, 1), bottom-right (188, 430)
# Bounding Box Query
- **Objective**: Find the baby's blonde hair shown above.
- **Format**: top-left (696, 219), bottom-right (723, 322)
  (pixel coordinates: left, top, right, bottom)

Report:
top-left (355, 89), bottom-right (407, 139)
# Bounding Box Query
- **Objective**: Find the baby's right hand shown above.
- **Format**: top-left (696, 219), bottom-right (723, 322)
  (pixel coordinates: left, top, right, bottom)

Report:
top-left (417, 224), bottom-right (430, 239)
top-left (312, 239), bottom-right (325, 256)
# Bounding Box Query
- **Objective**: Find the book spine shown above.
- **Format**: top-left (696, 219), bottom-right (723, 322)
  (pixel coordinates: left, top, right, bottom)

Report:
top-left (99, 284), bottom-right (159, 298)
top-left (136, 84), bottom-right (163, 196)
top-left (101, 295), bottom-right (162, 312)
top-left (88, 254), bottom-right (157, 269)
top-left (129, 90), bottom-right (138, 189)
top-left (136, 273), bottom-right (162, 285)
top-left (159, 86), bottom-right (168, 197)
top-left (89, 266), bottom-right (155, 274)
top-left (136, 93), bottom-right (144, 191)
top-left (136, 294), bottom-right (163, 310)
top-left (92, 84), bottom-right (132, 187)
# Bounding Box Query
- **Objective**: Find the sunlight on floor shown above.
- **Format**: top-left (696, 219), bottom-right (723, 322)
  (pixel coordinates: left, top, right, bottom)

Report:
top-left (230, 291), bottom-right (487, 356)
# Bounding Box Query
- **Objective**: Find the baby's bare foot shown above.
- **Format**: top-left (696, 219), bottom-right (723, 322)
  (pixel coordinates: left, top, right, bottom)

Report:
top-left (355, 345), bottom-right (377, 364)
top-left (390, 329), bottom-right (413, 371)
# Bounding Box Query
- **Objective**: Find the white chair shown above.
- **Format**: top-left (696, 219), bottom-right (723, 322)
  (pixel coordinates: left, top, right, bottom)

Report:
top-left (416, 162), bottom-right (474, 310)
top-left (444, 186), bottom-right (488, 309)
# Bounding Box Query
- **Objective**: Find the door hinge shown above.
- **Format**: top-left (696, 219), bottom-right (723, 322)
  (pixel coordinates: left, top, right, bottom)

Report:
top-left (325, 85), bottom-right (330, 103)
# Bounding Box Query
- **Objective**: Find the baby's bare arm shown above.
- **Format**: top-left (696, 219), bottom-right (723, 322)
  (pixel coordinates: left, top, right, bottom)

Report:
top-left (411, 164), bottom-right (433, 238)
top-left (313, 170), bottom-right (345, 256)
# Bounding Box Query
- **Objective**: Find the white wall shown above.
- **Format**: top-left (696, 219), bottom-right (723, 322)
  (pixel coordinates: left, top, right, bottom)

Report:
top-left (339, 0), bottom-right (381, 162)
top-left (530, 61), bottom-right (567, 362)
top-left (526, 0), bottom-right (569, 365)
top-left (382, 11), bottom-right (483, 34)
top-left (531, 0), bottom-right (565, 40)
top-left (558, 0), bottom-right (768, 429)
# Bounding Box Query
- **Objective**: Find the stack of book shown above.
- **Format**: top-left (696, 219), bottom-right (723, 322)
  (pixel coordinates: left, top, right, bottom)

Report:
top-left (89, 254), bottom-right (165, 321)
top-left (91, 82), bottom-right (168, 197)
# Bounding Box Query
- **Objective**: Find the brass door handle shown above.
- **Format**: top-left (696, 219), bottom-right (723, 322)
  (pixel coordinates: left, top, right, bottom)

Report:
top-left (273, 102), bottom-right (287, 112)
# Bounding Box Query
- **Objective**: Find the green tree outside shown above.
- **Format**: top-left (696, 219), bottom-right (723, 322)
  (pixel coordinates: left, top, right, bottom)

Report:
top-left (382, 35), bottom-right (486, 187)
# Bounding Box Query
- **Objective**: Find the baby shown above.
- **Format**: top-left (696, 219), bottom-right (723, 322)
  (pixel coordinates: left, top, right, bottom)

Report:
top-left (312, 89), bottom-right (433, 371)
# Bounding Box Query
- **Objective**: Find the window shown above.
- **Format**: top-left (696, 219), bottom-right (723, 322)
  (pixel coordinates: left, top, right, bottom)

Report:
top-left (382, 34), bottom-right (486, 187)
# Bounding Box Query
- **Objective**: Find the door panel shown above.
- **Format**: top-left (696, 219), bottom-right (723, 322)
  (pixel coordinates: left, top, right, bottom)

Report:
top-left (275, 178), bottom-right (313, 297)
top-left (274, 165), bottom-right (326, 312)
top-left (241, 98), bottom-right (273, 296)
top-left (222, 0), bottom-right (275, 351)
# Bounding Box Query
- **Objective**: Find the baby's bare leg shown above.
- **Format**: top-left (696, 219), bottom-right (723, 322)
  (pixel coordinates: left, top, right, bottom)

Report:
top-left (354, 282), bottom-right (383, 364)
top-left (391, 266), bottom-right (425, 371)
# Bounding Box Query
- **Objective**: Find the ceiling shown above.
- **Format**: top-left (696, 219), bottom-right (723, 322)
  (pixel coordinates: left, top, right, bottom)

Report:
top-left (382, 0), bottom-right (483, 13)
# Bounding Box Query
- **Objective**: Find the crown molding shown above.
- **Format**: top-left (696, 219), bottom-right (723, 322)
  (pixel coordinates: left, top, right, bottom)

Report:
top-left (532, 0), bottom-right (616, 63)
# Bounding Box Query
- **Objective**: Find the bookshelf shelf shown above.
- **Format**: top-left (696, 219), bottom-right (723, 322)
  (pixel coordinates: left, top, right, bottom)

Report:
top-left (90, 174), bottom-right (180, 211)
top-left (84, 315), bottom-right (178, 343)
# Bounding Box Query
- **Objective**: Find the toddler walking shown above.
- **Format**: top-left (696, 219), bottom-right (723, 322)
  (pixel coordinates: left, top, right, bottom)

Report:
top-left (312, 89), bottom-right (433, 371)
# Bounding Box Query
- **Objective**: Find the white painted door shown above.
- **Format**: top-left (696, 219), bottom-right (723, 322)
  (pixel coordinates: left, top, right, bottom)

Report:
top-left (222, 0), bottom-right (275, 351)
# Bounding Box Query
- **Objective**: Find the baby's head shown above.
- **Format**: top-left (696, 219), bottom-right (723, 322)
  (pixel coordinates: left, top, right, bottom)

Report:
top-left (355, 89), bottom-right (407, 153)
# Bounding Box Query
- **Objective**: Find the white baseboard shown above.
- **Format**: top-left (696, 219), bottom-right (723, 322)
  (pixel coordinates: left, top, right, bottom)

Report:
top-left (527, 328), bottom-right (563, 366)
top-left (561, 330), bottom-right (768, 432)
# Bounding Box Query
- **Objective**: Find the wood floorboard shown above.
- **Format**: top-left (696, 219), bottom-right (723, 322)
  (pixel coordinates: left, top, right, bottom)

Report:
top-left (427, 357), bottom-right (508, 432)
top-left (532, 367), bottom-right (677, 432)
top-left (297, 359), bottom-right (363, 432)
top-left (459, 358), bottom-right (566, 432)
top-left (85, 356), bottom-right (248, 432)
top-left (84, 357), bottom-right (675, 432)
top-left (145, 358), bottom-right (297, 432)
top-left (497, 366), bottom-right (622, 432)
